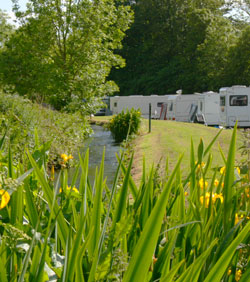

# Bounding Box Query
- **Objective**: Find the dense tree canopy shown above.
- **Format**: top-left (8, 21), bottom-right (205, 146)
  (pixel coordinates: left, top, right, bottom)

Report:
top-left (110, 0), bottom-right (246, 95)
top-left (0, 0), bottom-right (133, 110)
top-left (1, 0), bottom-right (250, 106)
top-left (0, 10), bottom-right (13, 48)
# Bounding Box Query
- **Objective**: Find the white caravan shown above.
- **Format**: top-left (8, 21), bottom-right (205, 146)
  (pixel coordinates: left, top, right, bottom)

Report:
top-left (163, 94), bottom-right (199, 122)
top-left (175, 95), bottom-right (200, 122)
top-left (219, 85), bottom-right (250, 127)
top-left (196, 92), bottom-right (221, 126)
top-left (159, 95), bottom-right (177, 120)
top-left (110, 95), bottom-right (171, 118)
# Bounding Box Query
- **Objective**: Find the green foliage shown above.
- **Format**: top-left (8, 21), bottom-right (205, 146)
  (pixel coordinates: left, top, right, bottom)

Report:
top-left (0, 92), bottom-right (91, 164)
top-left (0, 0), bottom-right (133, 110)
top-left (0, 118), bottom-right (250, 281)
top-left (0, 9), bottom-right (14, 48)
top-left (223, 25), bottom-right (250, 86)
top-left (109, 0), bottom-right (239, 95)
top-left (107, 108), bottom-right (141, 142)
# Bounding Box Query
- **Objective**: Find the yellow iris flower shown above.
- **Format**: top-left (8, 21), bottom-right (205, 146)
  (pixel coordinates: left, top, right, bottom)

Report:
top-left (61, 154), bottom-right (73, 163)
top-left (59, 185), bottom-right (79, 194)
top-left (235, 269), bottom-right (242, 282)
top-left (0, 189), bottom-right (10, 209)
top-left (200, 192), bottom-right (223, 208)
top-left (220, 166), bottom-right (226, 174)
top-left (199, 178), bottom-right (208, 189)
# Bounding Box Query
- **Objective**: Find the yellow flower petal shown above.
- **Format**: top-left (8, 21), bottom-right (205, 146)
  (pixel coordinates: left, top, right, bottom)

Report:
top-left (220, 166), bottom-right (226, 174)
top-left (0, 189), bottom-right (10, 209)
top-left (61, 154), bottom-right (68, 162)
top-left (236, 167), bottom-right (240, 175)
top-left (199, 178), bottom-right (208, 190)
top-left (214, 179), bottom-right (219, 187)
top-left (235, 269), bottom-right (242, 282)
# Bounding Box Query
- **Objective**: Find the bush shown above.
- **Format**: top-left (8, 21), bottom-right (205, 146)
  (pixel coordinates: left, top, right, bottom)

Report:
top-left (107, 108), bottom-right (141, 142)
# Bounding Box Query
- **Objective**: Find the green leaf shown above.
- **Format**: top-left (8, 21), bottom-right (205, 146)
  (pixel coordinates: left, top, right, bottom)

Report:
top-left (160, 260), bottom-right (185, 282)
top-left (0, 257), bottom-right (8, 282)
top-left (88, 148), bottom-right (105, 257)
top-left (204, 220), bottom-right (250, 282)
top-left (204, 129), bottom-right (222, 156)
top-left (223, 123), bottom-right (237, 234)
top-left (27, 150), bottom-right (68, 249)
top-left (0, 127), bottom-right (7, 151)
top-left (176, 239), bottom-right (218, 282)
top-left (123, 154), bottom-right (183, 282)
top-left (197, 138), bottom-right (204, 164)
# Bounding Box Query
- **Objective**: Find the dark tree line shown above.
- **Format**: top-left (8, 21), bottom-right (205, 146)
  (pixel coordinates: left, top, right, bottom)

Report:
top-left (1, 0), bottom-right (250, 109)
top-left (110, 0), bottom-right (250, 96)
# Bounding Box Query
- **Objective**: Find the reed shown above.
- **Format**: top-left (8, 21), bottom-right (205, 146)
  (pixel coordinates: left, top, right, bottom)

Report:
top-left (0, 124), bottom-right (249, 281)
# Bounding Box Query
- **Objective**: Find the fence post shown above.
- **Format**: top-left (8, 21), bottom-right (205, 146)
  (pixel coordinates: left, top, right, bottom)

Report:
top-left (149, 103), bottom-right (151, 133)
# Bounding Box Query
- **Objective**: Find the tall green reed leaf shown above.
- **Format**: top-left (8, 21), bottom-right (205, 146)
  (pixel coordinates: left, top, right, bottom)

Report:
top-left (0, 127), bottom-right (7, 150)
top-left (175, 239), bottom-right (218, 282)
top-left (120, 160), bottom-right (138, 199)
top-left (160, 259), bottom-right (185, 282)
top-left (141, 163), bottom-right (153, 228)
top-left (88, 148), bottom-right (105, 257)
top-left (204, 129), bottom-right (222, 156)
top-left (123, 155), bottom-right (183, 282)
top-left (112, 153), bottom-right (134, 225)
top-left (27, 150), bottom-right (68, 249)
top-left (223, 123), bottom-right (237, 234)
top-left (8, 144), bottom-right (14, 178)
top-left (204, 220), bottom-right (250, 282)
top-left (0, 257), bottom-right (8, 282)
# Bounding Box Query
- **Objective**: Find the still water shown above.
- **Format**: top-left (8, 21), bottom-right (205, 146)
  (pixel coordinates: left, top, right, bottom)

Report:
top-left (70, 124), bottom-right (121, 187)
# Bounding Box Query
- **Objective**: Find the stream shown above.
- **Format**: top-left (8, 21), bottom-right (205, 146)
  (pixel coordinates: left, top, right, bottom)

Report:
top-left (70, 124), bottom-right (121, 187)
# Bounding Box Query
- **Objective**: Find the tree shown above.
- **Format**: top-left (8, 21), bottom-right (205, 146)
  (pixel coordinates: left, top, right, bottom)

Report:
top-left (0, 9), bottom-right (14, 48)
top-left (0, 0), bottom-right (133, 110)
top-left (195, 15), bottom-right (237, 91)
top-left (110, 0), bottom-right (235, 95)
top-left (223, 25), bottom-right (250, 86)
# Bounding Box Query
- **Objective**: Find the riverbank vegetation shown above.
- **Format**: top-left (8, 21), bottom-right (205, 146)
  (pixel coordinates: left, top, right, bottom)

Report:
top-left (0, 123), bottom-right (250, 281)
top-left (0, 93), bottom-right (91, 166)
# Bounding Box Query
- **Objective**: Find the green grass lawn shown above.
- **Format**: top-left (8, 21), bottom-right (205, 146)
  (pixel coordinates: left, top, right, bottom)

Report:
top-left (132, 119), bottom-right (244, 181)
top-left (90, 116), bottom-right (245, 182)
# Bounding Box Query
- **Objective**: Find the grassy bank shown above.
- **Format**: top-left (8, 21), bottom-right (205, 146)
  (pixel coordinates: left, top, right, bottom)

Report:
top-left (0, 93), bottom-right (91, 165)
top-left (91, 117), bottom-right (244, 181)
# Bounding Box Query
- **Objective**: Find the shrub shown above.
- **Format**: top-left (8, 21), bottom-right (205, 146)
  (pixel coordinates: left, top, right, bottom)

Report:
top-left (107, 108), bottom-right (141, 142)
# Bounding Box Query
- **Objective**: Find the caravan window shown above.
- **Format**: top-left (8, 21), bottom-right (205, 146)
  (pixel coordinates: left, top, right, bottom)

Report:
top-left (157, 102), bottom-right (163, 107)
top-left (169, 102), bottom-right (173, 111)
top-left (114, 102), bottom-right (117, 107)
top-left (220, 96), bottom-right (225, 106)
top-left (229, 95), bottom-right (248, 106)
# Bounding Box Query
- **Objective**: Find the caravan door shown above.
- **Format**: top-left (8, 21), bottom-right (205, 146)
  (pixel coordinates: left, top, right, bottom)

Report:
top-left (220, 95), bottom-right (227, 126)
